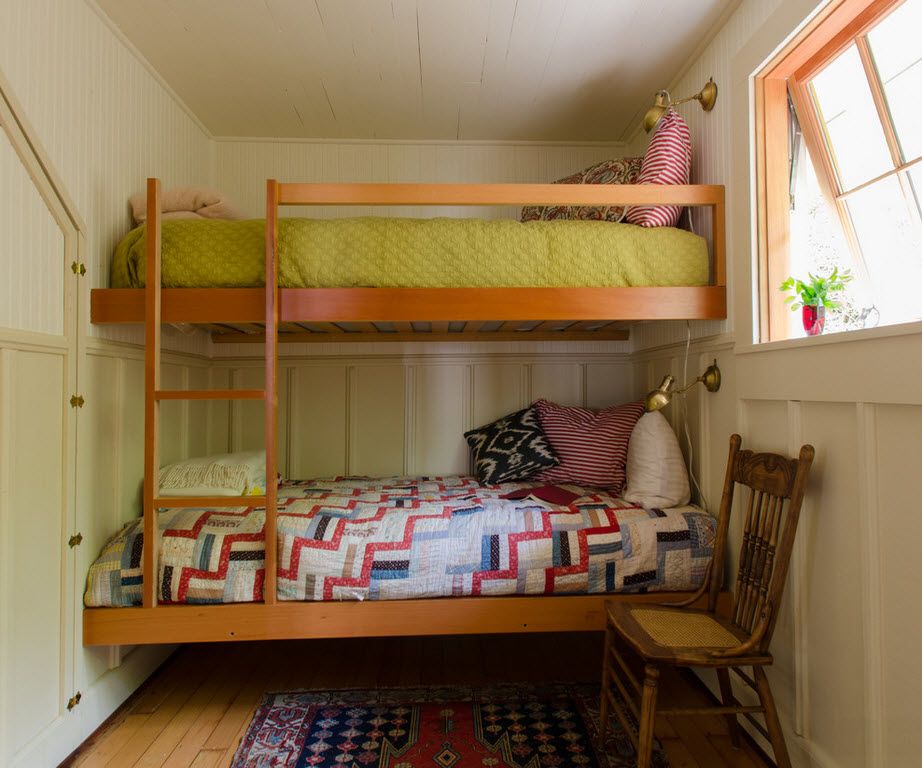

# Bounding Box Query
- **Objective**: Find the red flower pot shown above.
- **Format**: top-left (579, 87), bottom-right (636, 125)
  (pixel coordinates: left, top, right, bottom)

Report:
top-left (802, 304), bottom-right (826, 336)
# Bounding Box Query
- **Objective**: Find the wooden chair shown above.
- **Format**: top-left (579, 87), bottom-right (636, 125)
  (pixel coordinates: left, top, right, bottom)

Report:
top-left (599, 433), bottom-right (814, 768)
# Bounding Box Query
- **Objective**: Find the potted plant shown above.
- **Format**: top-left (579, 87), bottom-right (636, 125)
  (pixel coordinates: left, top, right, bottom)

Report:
top-left (779, 268), bottom-right (853, 336)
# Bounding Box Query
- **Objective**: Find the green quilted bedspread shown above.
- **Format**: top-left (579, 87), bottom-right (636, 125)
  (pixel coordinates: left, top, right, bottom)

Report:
top-left (111, 217), bottom-right (709, 289)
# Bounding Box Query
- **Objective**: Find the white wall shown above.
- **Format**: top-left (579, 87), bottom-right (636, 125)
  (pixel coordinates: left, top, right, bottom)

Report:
top-left (207, 349), bottom-right (635, 480)
top-left (215, 138), bottom-right (631, 220)
top-left (633, 0), bottom-right (922, 765)
top-left (11, 1), bottom-right (915, 766)
top-left (0, 0), bottom-right (215, 764)
top-left (0, 0), bottom-right (214, 350)
top-left (0, 3), bottom-right (638, 764)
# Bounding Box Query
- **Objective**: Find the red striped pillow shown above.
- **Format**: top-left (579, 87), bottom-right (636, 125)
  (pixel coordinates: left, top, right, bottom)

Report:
top-left (532, 399), bottom-right (645, 492)
top-left (625, 108), bottom-right (692, 228)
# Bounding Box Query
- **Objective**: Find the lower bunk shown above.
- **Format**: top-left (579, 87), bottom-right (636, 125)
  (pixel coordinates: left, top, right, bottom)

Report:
top-left (83, 475), bottom-right (718, 646)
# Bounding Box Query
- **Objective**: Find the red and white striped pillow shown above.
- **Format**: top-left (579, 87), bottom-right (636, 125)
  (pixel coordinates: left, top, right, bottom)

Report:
top-left (625, 108), bottom-right (692, 228)
top-left (533, 399), bottom-right (645, 492)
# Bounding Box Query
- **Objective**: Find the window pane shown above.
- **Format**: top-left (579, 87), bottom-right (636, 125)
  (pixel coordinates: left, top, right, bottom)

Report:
top-left (811, 45), bottom-right (893, 190)
top-left (846, 176), bottom-right (922, 326)
top-left (868, 0), bottom-right (922, 161)
top-left (788, 144), bottom-right (863, 336)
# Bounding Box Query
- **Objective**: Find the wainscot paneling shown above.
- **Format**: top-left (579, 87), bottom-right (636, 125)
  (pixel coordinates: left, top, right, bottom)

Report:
top-left (626, 0), bottom-right (922, 764)
top-left (799, 401), bottom-right (866, 764)
top-left (213, 353), bottom-right (635, 481)
top-left (874, 404), bottom-right (922, 767)
top-left (0, 343), bottom-right (71, 765)
top-left (77, 339), bottom-right (213, 681)
top-left (637, 324), bottom-right (922, 768)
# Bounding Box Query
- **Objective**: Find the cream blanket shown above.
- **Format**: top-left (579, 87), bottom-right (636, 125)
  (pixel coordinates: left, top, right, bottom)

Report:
top-left (129, 185), bottom-right (243, 224)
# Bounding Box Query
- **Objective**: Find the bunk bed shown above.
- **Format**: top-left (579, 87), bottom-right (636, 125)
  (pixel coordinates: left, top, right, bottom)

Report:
top-left (83, 178), bottom-right (728, 646)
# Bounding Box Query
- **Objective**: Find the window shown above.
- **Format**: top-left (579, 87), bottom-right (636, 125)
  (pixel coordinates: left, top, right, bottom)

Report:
top-left (755, 0), bottom-right (922, 341)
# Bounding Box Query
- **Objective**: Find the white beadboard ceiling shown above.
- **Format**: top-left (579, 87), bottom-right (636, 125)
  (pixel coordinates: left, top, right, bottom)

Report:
top-left (95, 0), bottom-right (734, 142)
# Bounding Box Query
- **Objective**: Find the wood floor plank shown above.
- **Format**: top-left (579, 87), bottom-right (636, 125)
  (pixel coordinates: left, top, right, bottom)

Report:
top-left (105, 649), bottom-right (227, 767)
top-left (213, 647), bottom-right (298, 764)
top-left (129, 649), bottom-right (202, 715)
top-left (189, 750), bottom-right (224, 768)
top-left (160, 673), bottom-right (247, 768)
top-left (710, 733), bottom-right (765, 768)
top-left (202, 651), bottom-right (279, 752)
top-left (72, 714), bottom-right (150, 768)
top-left (140, 647), bottom-right (249, 767)
top-left (660, 736), bottom-right (701, 768)
top-left (68, 636), bottom-right (770, 768)
top-left (667, 713), bottom-right (733, 768)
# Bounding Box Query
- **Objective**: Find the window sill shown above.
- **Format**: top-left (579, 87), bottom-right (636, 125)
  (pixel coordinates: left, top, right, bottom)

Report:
top-left (736, 318), bottom-right (922, 356)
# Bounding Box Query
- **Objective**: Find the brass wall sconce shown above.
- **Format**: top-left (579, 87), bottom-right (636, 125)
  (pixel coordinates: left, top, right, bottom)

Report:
top-left (642, 77), bottom-right (718, 133)
top-left (644, 360), bottom-right (721, 412)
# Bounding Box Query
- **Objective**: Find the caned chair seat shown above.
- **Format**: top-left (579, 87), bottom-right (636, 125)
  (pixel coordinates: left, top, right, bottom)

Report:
top-left (605, 602), bottom-right (773, 666)
top-left (598, 435), bottom-right (815, 768)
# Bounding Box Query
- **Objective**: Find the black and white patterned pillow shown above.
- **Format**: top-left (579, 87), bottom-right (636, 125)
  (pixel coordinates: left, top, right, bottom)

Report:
top-left (463, 406), bottom-right (559, 484)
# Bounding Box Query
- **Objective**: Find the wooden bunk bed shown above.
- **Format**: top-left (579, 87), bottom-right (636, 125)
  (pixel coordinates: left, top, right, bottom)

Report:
top-left (83, 178), bottom-right (727, 647)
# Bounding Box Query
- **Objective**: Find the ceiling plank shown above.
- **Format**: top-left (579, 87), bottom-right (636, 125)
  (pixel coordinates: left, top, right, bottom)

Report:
top-left (97, 0), bottom-right (735, 142)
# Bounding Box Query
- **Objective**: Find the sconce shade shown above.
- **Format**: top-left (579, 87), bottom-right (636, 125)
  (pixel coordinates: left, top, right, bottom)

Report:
top-left (642, 78), bottom-right (718, 132)
top-left (644, 374), bottom-right (676, 413)
top-left (643, 361), bottom-right (721, 412)
top-left (642, 91), bottom-right (671, 134)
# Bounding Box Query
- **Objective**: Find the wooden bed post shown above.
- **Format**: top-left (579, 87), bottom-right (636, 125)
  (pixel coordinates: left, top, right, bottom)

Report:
top-left (142, 178), bottom-right (161, 610)
top-left (713, 188), bottom-right (727, 287)
top-left (264, 180), bottom-right (279, 604)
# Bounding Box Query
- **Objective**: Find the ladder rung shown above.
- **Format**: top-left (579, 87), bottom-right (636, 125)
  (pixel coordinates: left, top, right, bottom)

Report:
top-left (153, 495), bottom-right (267, 508)
top-left (154, 389), bottom-right (265, 401)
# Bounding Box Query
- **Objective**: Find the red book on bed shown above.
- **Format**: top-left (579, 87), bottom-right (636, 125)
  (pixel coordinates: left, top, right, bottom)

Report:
top-left (500, 485), bottom-right (581, 506)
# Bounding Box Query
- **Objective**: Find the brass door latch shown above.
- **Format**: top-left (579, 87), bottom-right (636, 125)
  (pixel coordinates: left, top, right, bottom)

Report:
top-left (70, 394), bottom-right (85, 408)
top-left (66, 691), bottom-right (82, 711)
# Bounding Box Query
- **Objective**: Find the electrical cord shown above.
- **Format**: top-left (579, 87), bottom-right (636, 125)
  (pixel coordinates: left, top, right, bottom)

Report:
top-left (682, 321), bottom-right (709, 512)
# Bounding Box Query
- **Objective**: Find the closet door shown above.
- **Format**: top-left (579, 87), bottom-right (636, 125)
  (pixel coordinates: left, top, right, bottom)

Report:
top-left (0, 94), bottom-right (80, 766)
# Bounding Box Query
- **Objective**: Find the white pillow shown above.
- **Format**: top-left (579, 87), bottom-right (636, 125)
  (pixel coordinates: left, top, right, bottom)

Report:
top-left (623, 412), bottom-right (690, 508)
top-left (158, 450), bottom-right (267, 497)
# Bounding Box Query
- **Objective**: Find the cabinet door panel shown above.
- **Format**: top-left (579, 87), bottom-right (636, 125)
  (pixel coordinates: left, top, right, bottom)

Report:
top-left (1, 350), bottom-right (70, 759)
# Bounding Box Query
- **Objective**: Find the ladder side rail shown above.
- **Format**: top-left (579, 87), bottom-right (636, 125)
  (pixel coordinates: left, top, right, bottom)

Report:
top-left (264, 180), bottom-right (279, 604)
top-left (142, 178), bottom-right (162, 609)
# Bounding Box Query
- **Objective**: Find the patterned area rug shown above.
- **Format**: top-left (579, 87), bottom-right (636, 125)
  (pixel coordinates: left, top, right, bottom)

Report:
top-left (230, 685), bottom-right (668, 767)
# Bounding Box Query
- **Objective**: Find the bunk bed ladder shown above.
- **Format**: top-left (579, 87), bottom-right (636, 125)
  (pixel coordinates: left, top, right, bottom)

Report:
top-left (142, 178), bottom-right (279, 609)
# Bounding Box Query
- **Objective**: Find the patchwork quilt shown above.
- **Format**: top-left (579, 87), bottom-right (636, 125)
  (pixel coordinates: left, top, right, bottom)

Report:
top-left (84, 476), bottom-right (716, 607)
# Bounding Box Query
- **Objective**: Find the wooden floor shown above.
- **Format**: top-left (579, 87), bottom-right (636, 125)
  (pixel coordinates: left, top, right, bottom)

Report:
top-left (65, 634), bottom-right (770, 768)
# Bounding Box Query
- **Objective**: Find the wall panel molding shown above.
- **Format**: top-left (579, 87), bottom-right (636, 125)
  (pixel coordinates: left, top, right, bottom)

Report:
top-left (212, 352), bottom-right (632, 480)
top-left (855, 401), bottom-right (884, 767)
top-left (786, 399), bottom-right (808, 738)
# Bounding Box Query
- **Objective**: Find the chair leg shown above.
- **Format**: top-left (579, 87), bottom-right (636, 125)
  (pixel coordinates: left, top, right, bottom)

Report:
top-left (716, 667), bottom-right (741, 748)
top-left (753, 666), bottom-right (791, 768)
top-left (636, 664), bottom-right (660, 768)
top-left (599, 623), bottom-right (612, 746)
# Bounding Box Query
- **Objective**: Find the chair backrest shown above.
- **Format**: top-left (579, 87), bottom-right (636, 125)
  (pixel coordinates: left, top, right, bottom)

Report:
top-left (707, 434), bottom-right (815, 653)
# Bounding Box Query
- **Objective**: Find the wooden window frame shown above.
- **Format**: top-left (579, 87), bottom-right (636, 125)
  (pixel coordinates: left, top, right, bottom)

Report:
top-left (754, 0), bottom-right (913, 341)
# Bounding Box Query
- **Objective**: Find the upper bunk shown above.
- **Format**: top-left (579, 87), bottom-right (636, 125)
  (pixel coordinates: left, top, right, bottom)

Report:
top-left (90, 180), bottom-right (727, 343)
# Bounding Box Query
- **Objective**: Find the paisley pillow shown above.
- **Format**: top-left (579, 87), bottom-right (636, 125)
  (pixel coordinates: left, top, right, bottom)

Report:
top-left (521, 157), bottom-right (643, 223)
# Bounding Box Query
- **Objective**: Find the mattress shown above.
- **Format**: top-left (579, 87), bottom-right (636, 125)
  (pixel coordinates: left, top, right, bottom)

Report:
top-left (110, 217), bottom-right (709, 289)
top-left (84, 476), bottom-right (716, 607)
